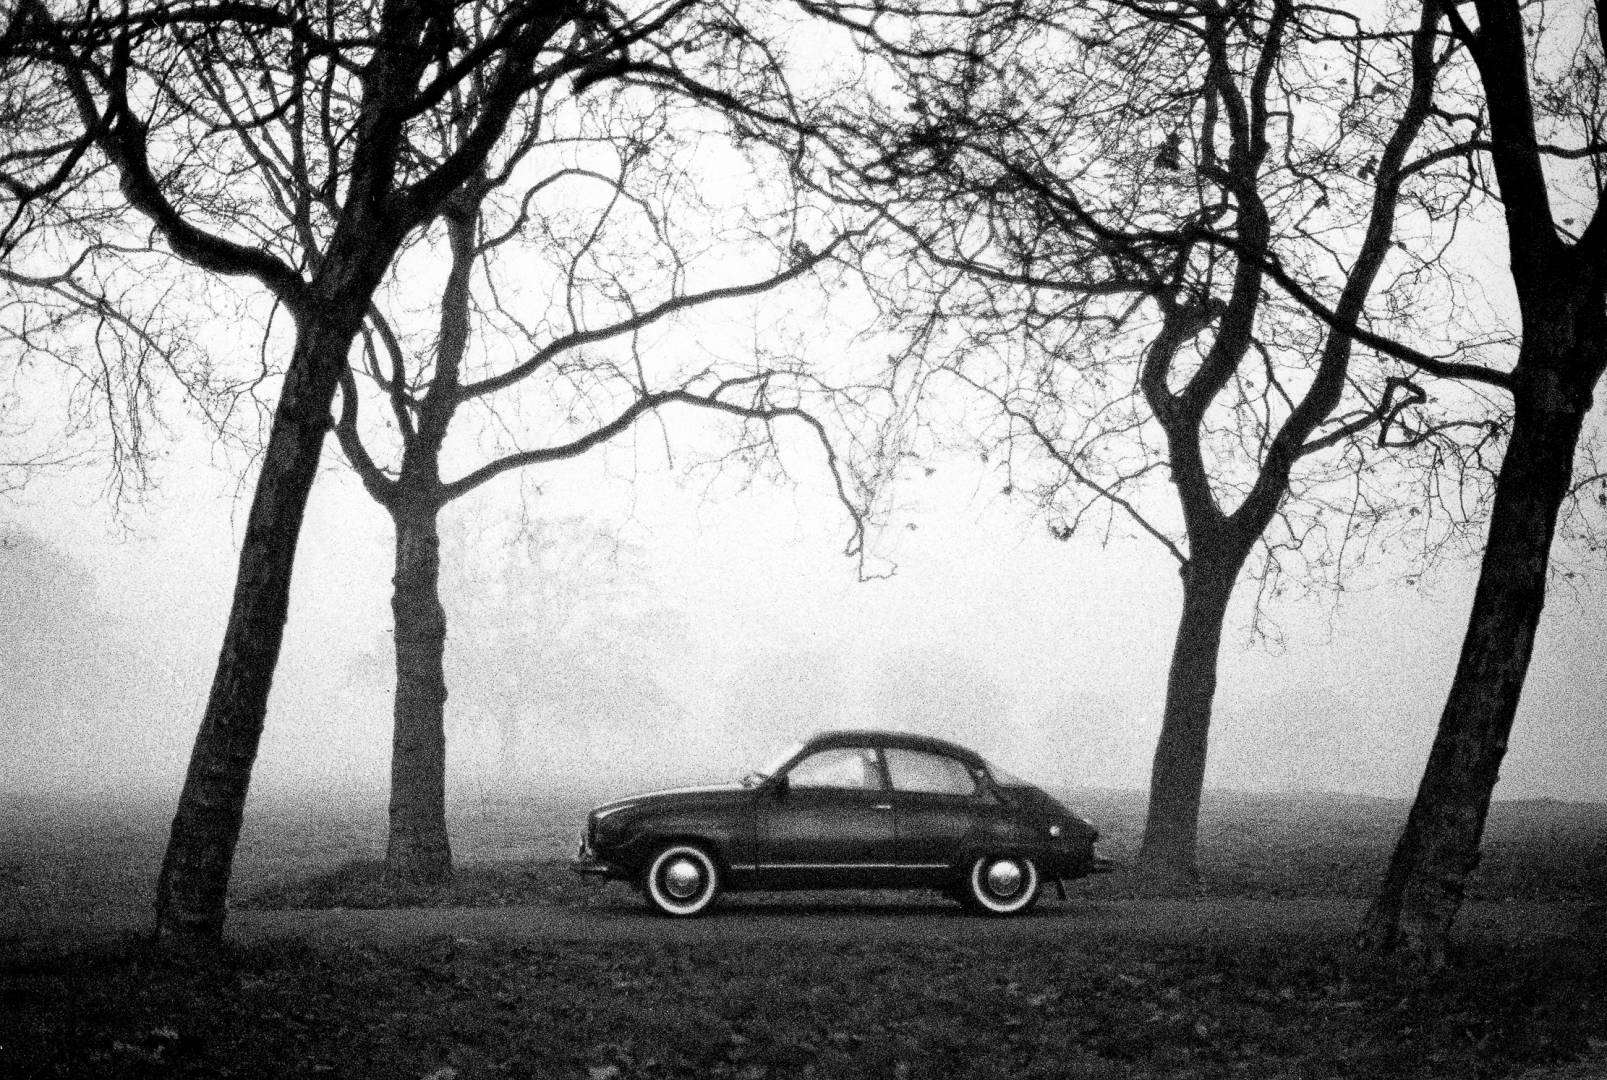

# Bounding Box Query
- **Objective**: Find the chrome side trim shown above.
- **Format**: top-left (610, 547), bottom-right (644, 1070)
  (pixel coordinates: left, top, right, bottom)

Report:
top-left (754, 862), bottom-right (952, 870)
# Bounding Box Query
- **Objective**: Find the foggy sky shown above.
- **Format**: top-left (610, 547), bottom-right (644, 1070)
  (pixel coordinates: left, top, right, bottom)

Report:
top-left (4, 417), bottom-right (1603, 807)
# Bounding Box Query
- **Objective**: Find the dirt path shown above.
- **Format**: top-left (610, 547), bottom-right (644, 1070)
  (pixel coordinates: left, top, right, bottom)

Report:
top-left (235, 896), bottom-right (1588, 951)
top-left (2, 896), bottom-right (1585, 962)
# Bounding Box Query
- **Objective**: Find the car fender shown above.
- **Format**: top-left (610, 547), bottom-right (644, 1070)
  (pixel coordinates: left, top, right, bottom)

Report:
top-left (955, 812), bottom-right (1042, 865)
top-left (610, 811), bottom-right (743, 873)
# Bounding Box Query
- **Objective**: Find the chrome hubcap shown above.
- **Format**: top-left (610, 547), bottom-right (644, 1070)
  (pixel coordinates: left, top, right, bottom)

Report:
top-left (664, 857), bottom-right (704, 899)
top-left (986, 859), bottom-right (1023, 897)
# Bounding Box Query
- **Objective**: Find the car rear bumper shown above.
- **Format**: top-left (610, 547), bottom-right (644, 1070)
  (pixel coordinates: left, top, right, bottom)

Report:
top-left (1043, 846), bottom-right (1121, 881)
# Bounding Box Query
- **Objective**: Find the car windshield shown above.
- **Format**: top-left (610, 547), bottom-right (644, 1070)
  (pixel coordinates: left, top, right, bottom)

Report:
top-left (740, 740), bottom-right (805, 786)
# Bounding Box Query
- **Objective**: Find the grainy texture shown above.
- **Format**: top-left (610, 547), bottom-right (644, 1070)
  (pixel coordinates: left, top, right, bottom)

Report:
top-left (3, 791), bottom-right (1604, 1078)
top-left (3, 921), bottom-right (1603, 1079)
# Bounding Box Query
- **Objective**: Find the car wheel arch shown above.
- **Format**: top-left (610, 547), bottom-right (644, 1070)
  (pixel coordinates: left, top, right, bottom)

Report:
top-left (954, 836), bottom-right (1038, 870)
top-left (631, 832), bottom-right (730, 875)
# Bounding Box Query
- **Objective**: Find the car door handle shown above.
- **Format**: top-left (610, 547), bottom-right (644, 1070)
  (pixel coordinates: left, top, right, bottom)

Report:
top-left (874, 803), bottom-right (893, 811)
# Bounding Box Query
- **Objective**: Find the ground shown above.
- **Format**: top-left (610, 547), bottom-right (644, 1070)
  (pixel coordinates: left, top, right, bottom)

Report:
top-left (2, 788), bottom-right (1604, 1079)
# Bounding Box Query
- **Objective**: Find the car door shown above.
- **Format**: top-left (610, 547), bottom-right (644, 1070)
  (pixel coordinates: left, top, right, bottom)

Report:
top-left (757, 745), bottom-right (895, 888)
top-left (882, 747), bottom-right (989, 886)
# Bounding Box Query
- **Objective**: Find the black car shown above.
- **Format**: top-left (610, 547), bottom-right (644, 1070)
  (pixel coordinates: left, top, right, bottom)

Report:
top-left (572, 730), bottom-right (1113, 917)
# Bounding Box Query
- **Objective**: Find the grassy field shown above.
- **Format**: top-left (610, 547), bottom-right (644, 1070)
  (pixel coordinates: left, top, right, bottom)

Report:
top-left (3, 788), bottom-right (1605, 1079)
top-left (7, 786), bottom-right (1602, 914)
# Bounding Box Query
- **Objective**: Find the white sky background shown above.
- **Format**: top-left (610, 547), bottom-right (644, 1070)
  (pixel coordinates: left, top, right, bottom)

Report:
top-left (4, 4), bottom-right (1606, 810)
top-left (10, 243), bottom-right (1600, 807)
top-left (4, 386), bottom-right (1603, 805)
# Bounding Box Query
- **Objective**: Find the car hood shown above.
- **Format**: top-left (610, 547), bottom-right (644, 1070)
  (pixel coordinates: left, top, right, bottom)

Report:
top-left (589, 783), bottom-right (748, 820)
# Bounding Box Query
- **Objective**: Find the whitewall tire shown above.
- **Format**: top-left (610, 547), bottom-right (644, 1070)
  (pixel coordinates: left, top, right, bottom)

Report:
top-left (963, 854), bottom-right (1040, 916)
top-left (643, 843), bottom-right (721, 917)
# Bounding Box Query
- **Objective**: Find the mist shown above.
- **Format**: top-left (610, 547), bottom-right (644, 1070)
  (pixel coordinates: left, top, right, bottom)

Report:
top-left (5, 430), bottom-right (1604, 815)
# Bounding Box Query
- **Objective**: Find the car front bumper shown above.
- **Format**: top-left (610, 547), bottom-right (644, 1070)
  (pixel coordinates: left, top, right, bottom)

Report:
top-left (571, 855), bottom-right (621, 878)
top-left (571, 837), bottom-right (629, 880)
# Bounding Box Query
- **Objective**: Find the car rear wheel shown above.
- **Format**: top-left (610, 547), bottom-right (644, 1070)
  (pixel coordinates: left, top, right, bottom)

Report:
top-left (643, 843), bottom-right (721, 917)
top-left (961, 854), bottom-right (1040, 916)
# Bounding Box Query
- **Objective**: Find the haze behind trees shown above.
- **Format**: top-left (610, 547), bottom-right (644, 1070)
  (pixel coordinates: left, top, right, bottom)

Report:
top-left (9, 484), bottom-right (1597, 805)
top-left (1, 0), bottom-right (883, 938)
top-left (791, 0), bottom-right (1607, 965)
top-left (796, 0), bottom-right (1485, 899)
top-left (3, 0), bottom-right (1606, 969)
top-left (324, 59), bottom-right (872, 887)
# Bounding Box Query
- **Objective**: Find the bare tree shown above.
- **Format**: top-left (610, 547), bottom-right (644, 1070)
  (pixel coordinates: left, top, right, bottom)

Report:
top-left (1, 0), bottom-right (835, 939)
top-left (0, 398), bottom-right (86, 498)
top-left (1353, 0), bottom-right (1607, 968)
top-left (330, 82), bottom-right (868, 883)
top-left (801, 0), bottom-right (1486, 888)
top-left (1, 20), bottom-right (199, 503)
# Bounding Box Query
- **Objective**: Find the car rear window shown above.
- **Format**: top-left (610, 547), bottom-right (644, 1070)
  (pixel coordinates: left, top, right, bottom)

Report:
top-left (984, 757), bottom-right (1028, 786)
top-left (884, 748), bottom-right (979, 796)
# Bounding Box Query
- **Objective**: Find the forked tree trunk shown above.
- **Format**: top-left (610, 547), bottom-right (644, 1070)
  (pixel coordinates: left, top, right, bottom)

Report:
top-left (376, 205), bottom-right (474, 886)
top-left (385, 504), bottom-right (453, 885)
top-left (154, 313), bottom-right (360, 938)
top-left (142, 0), bottom-right (569, 942)
top-left (1135, 549), bottom-right (1243, 889)
top-left (1357, 360), bottom-right (1596, 966)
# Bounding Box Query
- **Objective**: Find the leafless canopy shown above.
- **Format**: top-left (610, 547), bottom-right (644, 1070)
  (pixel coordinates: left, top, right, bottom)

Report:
top-left (791, 0), bottom-right (1607, 602)
top-left (2, 0), bottom-right (888, 532)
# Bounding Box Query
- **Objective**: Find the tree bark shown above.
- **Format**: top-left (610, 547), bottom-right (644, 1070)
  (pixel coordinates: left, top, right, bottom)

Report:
top-left (1135, 548), bottom-right (1242, 889)
top-left (1348, 0), bottom-right (1607, 968)
top-left (153, 313), bottom-right (359, 938)
top-left (131, 0), bottom-right (575, 940)
top-left (377, 204), bottom-right (473, 885)
top-left (1357, 358), bottom-right (1596, 966)
top-left (385, 503), bottom-right (453, 885)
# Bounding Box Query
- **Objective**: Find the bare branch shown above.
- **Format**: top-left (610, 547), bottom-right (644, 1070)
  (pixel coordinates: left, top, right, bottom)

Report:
top-left (457, 231), bottom-right (864, 403)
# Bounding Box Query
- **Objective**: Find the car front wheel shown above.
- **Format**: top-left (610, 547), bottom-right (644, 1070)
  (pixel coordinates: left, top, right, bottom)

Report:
top-left (642, 843), bottom-right (721, 917)
top-left (961, 854), bottom-right (1040, 916)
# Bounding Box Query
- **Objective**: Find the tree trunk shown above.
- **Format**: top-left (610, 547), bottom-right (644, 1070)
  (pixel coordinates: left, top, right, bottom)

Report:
top-left (1357, 362), bottom-right (1594, 967)
top-left (1135, 549), bottom-right (1242, 890)
top-left (153, 316), bottom-right (357, 938)
top-left (385, 504), bottom-right (453, 885)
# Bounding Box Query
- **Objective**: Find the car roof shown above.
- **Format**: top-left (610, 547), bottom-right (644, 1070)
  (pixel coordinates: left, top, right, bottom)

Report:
top-left (802, 729), bottom-right (990, 769)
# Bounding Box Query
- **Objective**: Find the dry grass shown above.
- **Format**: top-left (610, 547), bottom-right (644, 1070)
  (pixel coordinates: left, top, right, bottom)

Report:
top-left (4, 912), bottom-right (1604, 1079)
top-left (5, 787), bottom-right (1603, 918)
top-left (3, 788), bottom-right (1604, 1080)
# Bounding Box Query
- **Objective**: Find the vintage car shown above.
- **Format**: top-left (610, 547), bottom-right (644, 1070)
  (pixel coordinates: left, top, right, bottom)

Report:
top-left (572, 730), bottom-right (1112, 917)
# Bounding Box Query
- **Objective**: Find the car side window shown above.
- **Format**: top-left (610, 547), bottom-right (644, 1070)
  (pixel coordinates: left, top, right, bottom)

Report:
top-left (884, 748), bottom-right (980, 796)
top-left (785, 747), bottom-right (884, 790)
